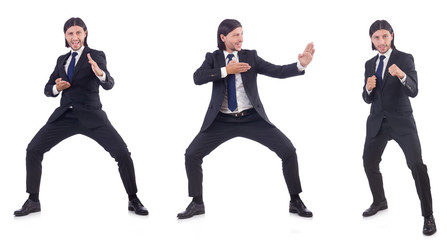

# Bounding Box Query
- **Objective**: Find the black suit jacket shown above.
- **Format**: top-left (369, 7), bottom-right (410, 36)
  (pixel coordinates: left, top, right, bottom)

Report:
top-left (44, 47), bottom-right (114, 128)
top-left (362, 49), bottom-right (419, 138)
top-left (194, 49), bottom-right (304, 132)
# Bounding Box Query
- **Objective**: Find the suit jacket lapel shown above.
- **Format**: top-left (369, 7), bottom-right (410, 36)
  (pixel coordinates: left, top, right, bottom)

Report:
top-left (383, 50), bottom-right (397, 87)
top-left (217, 50), bottom-right (225, 68)
top-left (238, 50), bottom-right (247, 63)
top-left (72, 47), bottom-right (90, 82)
top-left (371, 55), bottom-right (378, 76)
top-left (238, 50), bottom-right (247, 83)
top-left (60, 52), bottom-right (71, 81)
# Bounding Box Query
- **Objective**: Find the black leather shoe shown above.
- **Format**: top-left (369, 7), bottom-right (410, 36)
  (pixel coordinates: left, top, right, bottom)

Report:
top-left (128, 198), bottom-right (149, 216)
top-left (177, 202), bottom-right (205, 219)
top-left (289, 199), bottom-right (313, 217)
top-left (14, 199), bottom-right (41, 217)
top-left (423, 215), bottom-right (437, 236)
top-left (362, 201), bottom-right (387, 217)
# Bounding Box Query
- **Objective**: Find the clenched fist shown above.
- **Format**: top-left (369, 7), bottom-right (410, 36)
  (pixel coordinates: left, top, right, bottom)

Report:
top-left (366, 75), bottom-right (377, 91)
top-left (388, 64), bottom-right (405, 79)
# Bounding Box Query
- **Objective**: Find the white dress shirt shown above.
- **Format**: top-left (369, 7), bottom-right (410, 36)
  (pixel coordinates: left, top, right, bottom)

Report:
top-left (52, 46), bottom-right (106, 95)
top-left (219, 50), bottom-right (306, 113)
top-left (219, 51), bottom-right (253, 113)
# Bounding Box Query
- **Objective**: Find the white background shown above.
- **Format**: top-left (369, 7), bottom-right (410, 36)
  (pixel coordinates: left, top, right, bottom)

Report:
top-left (0, 0), bottom-right (446, 239)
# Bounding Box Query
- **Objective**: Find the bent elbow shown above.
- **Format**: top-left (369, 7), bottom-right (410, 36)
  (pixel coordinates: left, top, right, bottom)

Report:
top-left (193, 78), bottom-right (202, 85)
top-left (193, 73), bottom-right (207, 85)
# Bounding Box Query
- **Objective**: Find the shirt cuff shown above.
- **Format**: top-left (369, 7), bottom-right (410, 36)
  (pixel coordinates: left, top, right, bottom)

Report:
top-left (366, 87), bottom-right (372, 95)
top-left (97, 72), bottom-right (106, 82)
top-left (221, 67), bottom-right (227, 78)
top-left (297, 62), bottom-right (306, 72)
top-left (52, 85), bottom-right (60, 96)
top-left (399, 74), bottom-right (407, 85)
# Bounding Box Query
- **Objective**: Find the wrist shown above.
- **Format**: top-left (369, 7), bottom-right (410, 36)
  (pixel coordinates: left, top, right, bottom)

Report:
top-left (297, 61), bottom-right (306, 71)
top-left (225, 66), bottom-right (231, 75)
top-left (96, 69), bottom-right (104, 77)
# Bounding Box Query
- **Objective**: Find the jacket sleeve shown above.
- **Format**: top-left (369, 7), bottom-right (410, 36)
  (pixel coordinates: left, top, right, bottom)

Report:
top-left (193, 52), bottom-right (223, 85)
top-left (254, 50), bottom-right (302, 78)
top-left (44, 58), bottom-right (62, 97)
top-left (400, 54), bottom-right (418, 98)
top-left (362, 61), bottom-right (374, 104)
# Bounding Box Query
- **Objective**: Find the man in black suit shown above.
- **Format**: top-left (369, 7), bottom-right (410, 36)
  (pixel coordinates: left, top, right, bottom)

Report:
top-left (14, 17), bottom-right (148, 216)
top-left (361, 20), bottom-right (436, 235)
top-left (177, 19), bottom-right (315, 219)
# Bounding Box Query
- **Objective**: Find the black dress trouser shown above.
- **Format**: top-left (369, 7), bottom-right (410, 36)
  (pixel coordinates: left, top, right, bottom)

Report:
top-left (26, 109), bottom-right (138, 195)
top-left (185, 109), bottom-right (302, 197)
top-left (363, 118), bottom-right (433, 217)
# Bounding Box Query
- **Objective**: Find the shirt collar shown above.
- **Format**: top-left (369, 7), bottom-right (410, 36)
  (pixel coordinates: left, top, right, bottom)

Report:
top-left (224, 50), bottom-right (238, 59)
top-left (71, 45), bottom-right (85, 56)
top-left (379, 48), bottom-right (392, 59)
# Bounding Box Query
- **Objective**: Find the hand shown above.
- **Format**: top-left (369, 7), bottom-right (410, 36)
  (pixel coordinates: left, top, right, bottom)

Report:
top-left (388, 64), bottom-right (405, 79)
top-left (226, 60), bottom-right (251, 74)
top-left (298, 42), bottom-right (315, 67)
top-left (87, 53), bottom-right (104, 77)
top-left (366, 75), bottom-right (377, 91)
top-left (55, 78), bottom-right (71, 92)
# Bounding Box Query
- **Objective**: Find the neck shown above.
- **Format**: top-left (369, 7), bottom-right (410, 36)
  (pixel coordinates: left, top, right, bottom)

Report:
top-left (71, 45), bottom-right (85, 52)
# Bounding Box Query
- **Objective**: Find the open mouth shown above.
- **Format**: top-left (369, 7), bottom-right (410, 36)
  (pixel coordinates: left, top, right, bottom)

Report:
top-left (71, 41), bottom-right (80, 49)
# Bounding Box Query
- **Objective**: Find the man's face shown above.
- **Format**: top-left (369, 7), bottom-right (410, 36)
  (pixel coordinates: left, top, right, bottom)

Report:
top-left (371, 29), bottom-right (393, 54)
top-left (65, 26), bottom-right (87, 51)
top-left (221, 27), bottom-right (243, 53)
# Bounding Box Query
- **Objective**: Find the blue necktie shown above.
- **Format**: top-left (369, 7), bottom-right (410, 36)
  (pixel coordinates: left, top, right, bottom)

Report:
top-left (67, 52), bottom-right (78, 82)
top-left (376, 55), bottom-right (386, 88)
top-left (227, 54), bottom-right (237, 112)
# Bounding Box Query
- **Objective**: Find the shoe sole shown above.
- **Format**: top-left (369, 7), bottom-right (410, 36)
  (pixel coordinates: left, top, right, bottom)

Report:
top-left (128, 207), bottom-right (149, 216)
top-left (289, 209), bottom-right (313, 217)
top-left (177, 210), bottom-right (205, 219)
top-left (362, 206), bottom-right (388, 217)
top-left (423, 229), bottom-right (437, 236)
top-left (14, 208), bottom-right (41, 217)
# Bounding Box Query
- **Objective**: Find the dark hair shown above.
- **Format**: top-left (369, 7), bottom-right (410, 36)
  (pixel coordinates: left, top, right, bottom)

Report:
top-left (369, 20), bottom-right (395, 51)
top-left (217, 19), bottom-right (242, 51)
top-left (64, 17), bottom-right (88, 48)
